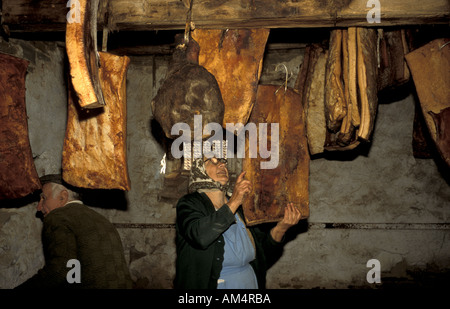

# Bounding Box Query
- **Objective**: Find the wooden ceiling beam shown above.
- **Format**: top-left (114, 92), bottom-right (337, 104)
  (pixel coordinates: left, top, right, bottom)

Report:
top-left (2, 0), bottom-right (449, 32)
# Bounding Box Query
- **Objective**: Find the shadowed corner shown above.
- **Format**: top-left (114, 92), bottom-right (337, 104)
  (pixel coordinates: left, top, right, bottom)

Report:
top-left (257, 217), bottom-right (309, 269)
top-left (0, 190), bottom-right (41, 209)
top-left (79, 188), bottom-right (129, 211)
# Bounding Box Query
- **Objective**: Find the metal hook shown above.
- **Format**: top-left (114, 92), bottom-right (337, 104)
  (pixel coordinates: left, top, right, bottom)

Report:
top-left (439, 41), bottom-right (450, 50)
top-left (274, 63), bottom-right (292, 94)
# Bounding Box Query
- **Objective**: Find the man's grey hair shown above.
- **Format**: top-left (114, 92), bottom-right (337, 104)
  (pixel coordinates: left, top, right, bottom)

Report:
top-left (49, 182), bottom-right (80, 201)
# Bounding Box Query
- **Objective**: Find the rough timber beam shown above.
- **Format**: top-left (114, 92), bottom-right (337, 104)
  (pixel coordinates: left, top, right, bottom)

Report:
top-left (2, 0), bottom-right (449, 32)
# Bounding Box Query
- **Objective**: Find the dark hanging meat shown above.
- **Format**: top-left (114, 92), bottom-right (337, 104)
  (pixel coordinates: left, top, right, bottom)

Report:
top-left (242, 85), bottom-right (309, 226)
top-left (405, 38), bottom-right (450, 168)
top-left (151, 34), bottom-right (224, 139)
top-left (0, 53), bottom-right (41, 200)
top-left (377, 29), bottom-right (410, 92)
top-left (429, 107), bottom-right (450, 167)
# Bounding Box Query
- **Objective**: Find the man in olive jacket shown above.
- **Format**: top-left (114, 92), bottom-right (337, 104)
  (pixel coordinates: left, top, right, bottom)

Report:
top-left (16, 174), bottom-right (132, 289)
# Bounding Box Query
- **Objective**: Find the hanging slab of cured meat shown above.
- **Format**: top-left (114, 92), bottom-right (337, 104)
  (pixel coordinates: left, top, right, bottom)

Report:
top-left (191, 29), bottom-right (270, 127)
top-left (355, 28), bottom-right (378, 142)
top-left (429, 107), bottom-right (450, 167)
top-left (296, 44), bottom-right (329, 155)
top-left (324, 27), bottom-right (378, 150)
top-left (66, 0), bottom-right (105, 109)
top-left (325, 27), bottom-right (378, 147)
top-left (0, 53), bottom-right (41, 200)
top-left (297, 28), bottom-right (378, 154)
top-left (324, 29), bottom-right (347, 133)
top-left (62, 52), bottom-right (131, 190)
top-left (337, 27), bottom-right (360, 147)
top-left (405, 38), bottom-right (450, 167)
top-left (151, 34), bottom-right (224, 139)
top-left (242, 85), bottom-right (309, 226)
top-left (377, 29), bottom-right (410, 92)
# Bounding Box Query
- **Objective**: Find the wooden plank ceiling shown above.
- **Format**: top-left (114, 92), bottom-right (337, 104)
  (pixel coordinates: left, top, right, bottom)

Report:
top-left (2, 0), bottom-right (449, 32)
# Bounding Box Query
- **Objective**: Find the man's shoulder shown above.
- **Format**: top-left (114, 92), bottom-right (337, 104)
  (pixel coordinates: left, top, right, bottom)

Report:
top-left (45, 202), bottom-right (103, 223)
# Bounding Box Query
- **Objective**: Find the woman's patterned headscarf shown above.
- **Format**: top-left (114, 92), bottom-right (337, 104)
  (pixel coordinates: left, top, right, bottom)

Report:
top-left (188, 158), bottom-right (230, 194)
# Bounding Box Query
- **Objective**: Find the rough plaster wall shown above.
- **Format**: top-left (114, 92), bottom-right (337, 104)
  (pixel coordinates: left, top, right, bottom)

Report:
top-left (0, 207), bottom-right (43, 288)
top-left (0, 39), bottom-right (449, 289)
top-left (308, 95), bottom-right (450, 224)
top-left (93, 55), bottom-right (178, 288)
top-left (268, 229), bottom-right (450, 288)
top-left (259, 48), bottom-right (304, 89)
top-left (119, 228), bottom-right (176, 289)
top-left (91, 55), bottom-right (174, 224)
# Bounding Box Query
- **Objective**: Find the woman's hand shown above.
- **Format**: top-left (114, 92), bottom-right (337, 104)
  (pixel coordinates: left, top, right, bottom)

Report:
top-left (227, 171), bottom-right (252, 213)
top-left (270, 202), bottom-right (302, 242)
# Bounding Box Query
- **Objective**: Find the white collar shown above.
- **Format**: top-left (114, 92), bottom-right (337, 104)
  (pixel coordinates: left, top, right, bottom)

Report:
top-left (63, 200), bottom-right (83, 207)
